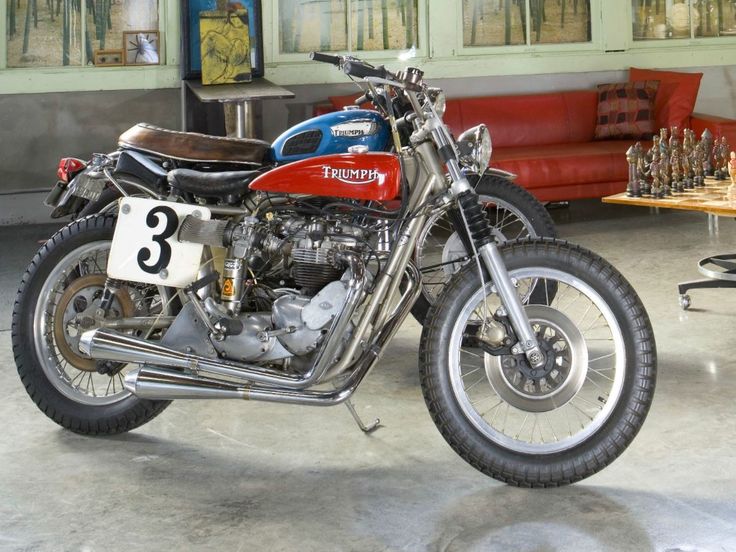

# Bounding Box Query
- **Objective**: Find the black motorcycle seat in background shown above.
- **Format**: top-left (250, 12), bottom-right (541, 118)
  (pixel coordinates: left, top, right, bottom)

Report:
top-left (168, 168), bottom-right (261, 198)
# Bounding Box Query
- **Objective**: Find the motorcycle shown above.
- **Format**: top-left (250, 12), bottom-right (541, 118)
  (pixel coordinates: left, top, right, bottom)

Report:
top-left (13, 55), bottom-right (656, 486)
top-left (44, 56), bottom-right (556, 322)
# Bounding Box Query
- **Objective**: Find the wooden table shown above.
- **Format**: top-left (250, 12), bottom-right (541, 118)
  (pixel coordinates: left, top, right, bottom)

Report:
top-left (603, 177), bottom-right (736, 309)
top-left (184, 78), bottom-right (295, 138)
top-left (603, 177), bottom-right (736, 233)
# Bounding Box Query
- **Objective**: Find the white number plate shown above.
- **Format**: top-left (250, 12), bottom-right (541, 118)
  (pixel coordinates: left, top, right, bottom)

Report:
top-left (108, 197), bottom-right (211, 288)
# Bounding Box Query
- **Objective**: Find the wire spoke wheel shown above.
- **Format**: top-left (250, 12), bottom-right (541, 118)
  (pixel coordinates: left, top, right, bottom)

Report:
top-left (34, 241), bottom-right (171, 406)
top-left (451, 268), bottom-right (624, 454)
top-left (14, 215), bottom-right (175, 434)
top-left (411, 176), bottom-right (556, 323)
top-left (419, 240), bottom-right (656, 486)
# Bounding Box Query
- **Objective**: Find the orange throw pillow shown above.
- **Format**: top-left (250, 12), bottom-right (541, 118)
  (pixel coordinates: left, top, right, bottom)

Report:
top-left (629, 67), bottom-right (703, 131)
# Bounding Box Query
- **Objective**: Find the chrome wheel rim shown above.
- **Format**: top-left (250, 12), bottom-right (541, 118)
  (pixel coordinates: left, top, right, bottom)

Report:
top-left (448, 267), bottom-right (625, 454)
top-left (416, 194), bottom-right (539, 304)
top-left (34, 241), bottom-right (170, 406)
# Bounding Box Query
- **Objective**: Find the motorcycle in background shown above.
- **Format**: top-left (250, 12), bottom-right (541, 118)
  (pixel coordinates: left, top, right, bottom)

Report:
top-left (13, 54), bottom-right (656, 487)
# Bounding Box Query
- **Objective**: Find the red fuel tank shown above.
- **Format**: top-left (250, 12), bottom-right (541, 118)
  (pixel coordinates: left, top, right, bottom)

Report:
top-left (249, 152), bottom-right (401, 202)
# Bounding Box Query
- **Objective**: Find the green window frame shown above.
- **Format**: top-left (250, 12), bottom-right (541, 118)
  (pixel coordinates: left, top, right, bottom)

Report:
top-left (0, 0), bottom-right (181, 94)
top-left (1, 0), bottom-right (735, 93)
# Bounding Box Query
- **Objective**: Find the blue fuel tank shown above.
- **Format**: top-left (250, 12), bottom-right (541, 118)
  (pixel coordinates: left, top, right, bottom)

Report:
top-left (271, 109), bottom-right (390, 164)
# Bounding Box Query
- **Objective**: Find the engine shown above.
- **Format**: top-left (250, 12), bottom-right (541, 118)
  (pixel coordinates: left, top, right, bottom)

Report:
top-left (169, 210), bottom-right (374, 371)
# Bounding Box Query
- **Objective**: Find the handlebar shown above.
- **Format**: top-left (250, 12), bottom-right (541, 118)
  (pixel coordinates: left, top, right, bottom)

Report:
top-left (309, 51), bottom-right (341, 66)
top-left (343, 61), bottom-right (388, 80)
top-left (310, 51), bottom-right (390, 81)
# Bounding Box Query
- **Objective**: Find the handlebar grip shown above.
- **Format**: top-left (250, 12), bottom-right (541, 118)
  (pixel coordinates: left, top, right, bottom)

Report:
top-left (343, 61), bottom-right (387, 80)
top-left (309, 51), bottom-right (341, 66)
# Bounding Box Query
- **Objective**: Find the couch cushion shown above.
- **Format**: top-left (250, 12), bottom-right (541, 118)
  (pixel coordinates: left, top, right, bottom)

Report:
top-left (629, 67), bottom-right (703, 131)
top-left (491, 140), bottom-right (636, 191)
top-left (594, 81), bottom-right (659, 140)
top-left (450, 91), bottom-right (598, 148)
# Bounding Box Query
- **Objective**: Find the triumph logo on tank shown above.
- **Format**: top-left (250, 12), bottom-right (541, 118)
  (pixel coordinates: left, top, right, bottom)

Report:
top-left (322, 166), bottom-right (381, 185)
top-left (330, 120), bottom-right (377, 137)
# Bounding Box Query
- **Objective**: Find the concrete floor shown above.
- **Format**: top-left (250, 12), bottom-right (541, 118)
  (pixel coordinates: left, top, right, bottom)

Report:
top-left (1, 200), bottom-right (736, 551)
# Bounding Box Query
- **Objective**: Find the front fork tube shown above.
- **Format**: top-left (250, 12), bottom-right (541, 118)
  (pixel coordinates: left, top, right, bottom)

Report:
top-left (453, 189), bottom-right (544, 369)
top-left (414, 139), bottom-right (544, 367)
top-left (477, 242), bottom-right (545, 368)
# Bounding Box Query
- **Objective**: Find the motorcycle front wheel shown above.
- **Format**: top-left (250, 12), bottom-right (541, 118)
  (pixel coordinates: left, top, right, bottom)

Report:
top-left (12, 214), bottom-right (173, 434)
top-left (419, 239), bottom-right (656, 487)
top-left (412, 174), bottom-right (556, 323)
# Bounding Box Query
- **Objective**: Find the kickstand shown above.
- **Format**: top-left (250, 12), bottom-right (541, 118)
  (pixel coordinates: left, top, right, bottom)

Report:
top-left (344, 399), bottom-right (382, 434)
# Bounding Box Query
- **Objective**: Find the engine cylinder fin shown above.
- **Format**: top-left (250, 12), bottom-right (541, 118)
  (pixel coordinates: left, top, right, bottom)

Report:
top-left (292, 247), bottom-right (341, 293)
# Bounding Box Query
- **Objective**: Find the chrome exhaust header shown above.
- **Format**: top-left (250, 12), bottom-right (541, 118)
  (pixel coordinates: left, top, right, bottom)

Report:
top-left (103, 263), bottom-right (421, 405)
top-left (80, 251), bottom-right (368, 390)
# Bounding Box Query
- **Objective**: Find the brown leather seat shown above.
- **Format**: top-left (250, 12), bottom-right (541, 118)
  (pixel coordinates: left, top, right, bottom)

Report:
top-left (118, 123), bottom-right (271, 166)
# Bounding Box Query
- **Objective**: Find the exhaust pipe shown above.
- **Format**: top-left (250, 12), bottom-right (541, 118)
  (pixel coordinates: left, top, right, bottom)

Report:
top-left (124, 366), bottom-right (249, 400)
top-left (80, 251), bottom-right (369, 391)
top-left (118, 262), bottom-right (422, 405)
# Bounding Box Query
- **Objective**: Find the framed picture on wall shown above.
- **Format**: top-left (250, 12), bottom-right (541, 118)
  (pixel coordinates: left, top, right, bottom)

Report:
top-left (123, 30), bottom-right (160, 65)
top-left (182, 0), bottom-right (264, 80)
top-left (93, 49), bottom-right (124, 67)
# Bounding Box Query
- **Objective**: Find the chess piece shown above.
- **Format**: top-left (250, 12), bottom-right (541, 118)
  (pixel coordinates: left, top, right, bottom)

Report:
top-left (701, 128), bottom-right (714, 175)
top-left (682, 128), bottom-right (695, 187)
top-left (659, 128), bottom-right (670, 160)
top-left (683, 128), bottom-right (695, 154)
top-left (670, 150), bottom-right (684, 193)
top-left (661, 155), bottom-right (672, 196)
top-left (669, 126), bottom-right (681, 154)
top-left (681, 151), bottom-right (693, 189)
top-left (649, 135), bottom-right (660, 163)
top-left (712, 141), bottom-right (725, 180)
top-left (638, 154), bottom-right (651, 196)
top-left (729, 151), bottom-right (736, 185)
top-left (715, 137), bottom-right (731, 179)
top-left (626, 146), bottom-right (640, 196)
top-left (650, 159), bottom-right (663, 198)
top-left (693, 143), bottom-right (706, 187)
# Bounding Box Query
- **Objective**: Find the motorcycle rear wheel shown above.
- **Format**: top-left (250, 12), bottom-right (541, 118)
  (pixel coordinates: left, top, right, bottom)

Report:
top-left (419, 239), bottom-right (656, 487)
top-left (412, 175), bottom-right (556, 323)
top-left (12, 214), bottom-right (172, 434)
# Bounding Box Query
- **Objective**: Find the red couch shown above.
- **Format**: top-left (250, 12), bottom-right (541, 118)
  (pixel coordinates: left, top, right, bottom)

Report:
top-left (321, 71), bottom-right (736, 202)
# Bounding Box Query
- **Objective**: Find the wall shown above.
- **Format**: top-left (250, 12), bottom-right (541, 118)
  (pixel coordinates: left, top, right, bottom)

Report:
top-left (1, 64), bottom-right (734, 224)
top-left (0, 88), bottom-right (179, 223)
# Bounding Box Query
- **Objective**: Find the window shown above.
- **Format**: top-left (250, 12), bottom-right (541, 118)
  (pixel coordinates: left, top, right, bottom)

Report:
top-left (462, 0), bottom-right (592, 47)
top-left (632, 0), bottom-right (736, 40)
top-left (6, 0), bottom-right (159, 68)
top-left (277, 0), bottom-right (418, 55)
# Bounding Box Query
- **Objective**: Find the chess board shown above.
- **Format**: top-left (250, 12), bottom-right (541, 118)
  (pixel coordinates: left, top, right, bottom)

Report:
top-left (602, 177), bottom-right (736, 217)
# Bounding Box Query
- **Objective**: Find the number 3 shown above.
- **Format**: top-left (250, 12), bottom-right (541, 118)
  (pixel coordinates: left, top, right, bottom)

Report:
top-left (137, 206), bottom-right (179, 274)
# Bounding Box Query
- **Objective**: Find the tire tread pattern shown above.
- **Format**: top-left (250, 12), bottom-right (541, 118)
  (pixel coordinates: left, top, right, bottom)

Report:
top-left (11, 214), bottom-right (170, 436)
top-left (418, 238), bottom-right (656, 487)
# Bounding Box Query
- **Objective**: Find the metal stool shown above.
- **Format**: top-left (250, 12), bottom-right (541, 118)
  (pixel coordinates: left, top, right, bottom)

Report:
top-left (678, 253), bottom-right (736, 309)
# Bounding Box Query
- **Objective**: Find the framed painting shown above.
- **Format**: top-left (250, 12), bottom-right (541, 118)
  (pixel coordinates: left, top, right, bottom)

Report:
top-left (182, 0), bottom-right (264, 80)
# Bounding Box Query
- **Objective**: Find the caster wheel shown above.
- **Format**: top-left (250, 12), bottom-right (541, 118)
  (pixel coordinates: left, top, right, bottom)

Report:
top-left (679, 294), bottom-right (691, 310)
